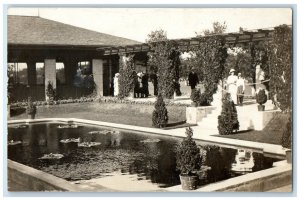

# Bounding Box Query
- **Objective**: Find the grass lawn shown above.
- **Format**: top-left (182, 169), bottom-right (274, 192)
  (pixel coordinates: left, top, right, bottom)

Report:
top-left (9, 100), bottom-right (290, 145)
top-left (214, 113), bottom-right (290, 145)
top-left (9, 102), bottom-right (188, 128)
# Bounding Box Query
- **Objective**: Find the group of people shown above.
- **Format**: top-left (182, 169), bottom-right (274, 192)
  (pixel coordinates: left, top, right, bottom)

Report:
top-left (188, 68), bottom-right (246, 106)
top-left (113, 71), bottom-right (158, 98)
top-left (226, 69), bottom-right (245, 106)
top-left (134, 72), bottom-right (149, 98)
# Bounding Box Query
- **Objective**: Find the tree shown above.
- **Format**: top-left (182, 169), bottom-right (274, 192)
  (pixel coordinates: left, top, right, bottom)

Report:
top-left (147, 29), bottom-right (181, 98)
top-left (199, 21), bottom-right (227, 36)
top-left (225, 47), bottom-right (253, 81)
top-left (118, 54), bottom-right (136, 98)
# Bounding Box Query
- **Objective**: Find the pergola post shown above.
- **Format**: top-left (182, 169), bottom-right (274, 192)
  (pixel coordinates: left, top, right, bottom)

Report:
top-left (92, 59), bottom-right (104, 97)
top-left (44, 59), bottom-right (56, 101)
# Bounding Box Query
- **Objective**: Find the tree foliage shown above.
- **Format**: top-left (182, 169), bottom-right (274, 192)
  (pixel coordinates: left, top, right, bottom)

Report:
top-left (176, 127), bottom-right (203, 176)
top-left (268, 25), bottom-right (292, 112)
top-left (200, 21), bottom-right (228, 36)
top-left (152, 93), bottom-right (168, 128)
top-left (147, 29), bottom-right (181, 98)
top-left (189, 36), bottom-right (228, 105)
top-left (118, 54), bottom-right (136, 98)
top-left (281, 115), bottom-right (292, 149)
top-left (225, 47), bottom-right (253, 81)
top-left (218, 93), bottom-right (239, 135)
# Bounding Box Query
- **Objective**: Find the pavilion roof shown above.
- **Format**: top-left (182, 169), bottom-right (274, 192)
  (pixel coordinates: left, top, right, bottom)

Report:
top-left (8, 15), bottom-right (141, 48)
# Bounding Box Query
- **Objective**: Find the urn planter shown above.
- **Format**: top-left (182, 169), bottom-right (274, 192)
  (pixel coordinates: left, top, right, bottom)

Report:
top-left (28, 113), bottom-right (35, 119)
top-left (257, 104), bottom-right (265, 111)
top-left (286, 149), bottom-right (292, 164)
top-left (179, 175), bottom-right (198, 190)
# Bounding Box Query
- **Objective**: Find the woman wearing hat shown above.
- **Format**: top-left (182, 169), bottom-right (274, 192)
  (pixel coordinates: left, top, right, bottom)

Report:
top-left (226, 69), bottom-right (238, 104)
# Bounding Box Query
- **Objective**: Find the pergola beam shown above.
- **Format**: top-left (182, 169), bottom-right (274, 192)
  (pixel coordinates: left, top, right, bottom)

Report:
top-left (98, 26), bottom-right (286, 56)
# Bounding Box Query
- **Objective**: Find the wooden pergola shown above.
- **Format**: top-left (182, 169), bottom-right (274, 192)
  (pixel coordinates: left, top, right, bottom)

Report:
top-left (97, 26), bottom-right (291, 56)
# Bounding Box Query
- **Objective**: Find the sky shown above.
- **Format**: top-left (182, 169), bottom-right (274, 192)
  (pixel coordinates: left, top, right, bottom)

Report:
top-left (8, 7), bottom-right (292, 42)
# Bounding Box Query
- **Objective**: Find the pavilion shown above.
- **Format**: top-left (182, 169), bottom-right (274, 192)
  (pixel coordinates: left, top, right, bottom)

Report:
top-left (8, 15), bottom-right (140, 101)
top-left (8, 15), bottom-right (285, 102)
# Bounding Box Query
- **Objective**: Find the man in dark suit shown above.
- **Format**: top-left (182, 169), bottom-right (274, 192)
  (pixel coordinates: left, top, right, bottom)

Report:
top-left (188, 68), bottom-right (199, 94)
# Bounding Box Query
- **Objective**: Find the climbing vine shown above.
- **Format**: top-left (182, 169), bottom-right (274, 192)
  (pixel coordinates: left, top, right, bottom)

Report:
top-left (189, 36), bottom-right (228, 104)
top-left (147, 30), bottom-right (181, 99)
top-left (268, 25), bottom-right (292, 112)
top-left (118, 54), bottom-right (136, 98)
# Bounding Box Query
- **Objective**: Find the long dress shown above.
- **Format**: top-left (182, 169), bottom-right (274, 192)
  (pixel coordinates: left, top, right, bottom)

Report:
top-left (227, 75), bottom-right (238, 104)
top-left (114, 76), bottom-right (119, 96)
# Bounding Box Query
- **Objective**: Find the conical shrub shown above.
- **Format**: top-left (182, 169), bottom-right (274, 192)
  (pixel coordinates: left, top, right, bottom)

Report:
top-left (218, 93), bottom-right (239, 135)
top-left (152, 94), bottom-right (168, 128)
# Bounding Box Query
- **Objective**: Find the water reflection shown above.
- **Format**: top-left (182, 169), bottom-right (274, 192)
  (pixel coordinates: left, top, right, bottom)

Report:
top-left (7, 123), bottom-right (280, 188)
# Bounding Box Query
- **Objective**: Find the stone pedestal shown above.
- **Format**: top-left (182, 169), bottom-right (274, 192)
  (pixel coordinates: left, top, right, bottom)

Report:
top-left (186, 106), bottom-right (216, 124)
top-left (248, 110), bottom-right (278, 130)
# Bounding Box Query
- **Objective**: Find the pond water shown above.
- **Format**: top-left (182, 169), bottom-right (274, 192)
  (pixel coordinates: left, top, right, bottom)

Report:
top-left (8, 122), bottom-right (280, 189)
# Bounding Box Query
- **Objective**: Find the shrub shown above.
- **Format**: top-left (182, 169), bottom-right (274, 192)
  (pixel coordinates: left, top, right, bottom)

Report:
top-left (26, 97), bottom-right (36, 115)
top-left (281, 116), bottom-right (292, 149)
top-left (218, 93), bottom-right (239, 135)
top-left (118, 54), bottom-right (136, 98)
top-left (198, 92), bottom-right (212, 106)
top-left (176, 127), bottom-right (203, 176)
top-left (190, 89), bottom-right (201, 104)
top-left (256, 89), bottom-right (268, 105)
top-left (152, 94), bottom-right (168, 128)
top-left (46, 81), bottom-right (56, 102)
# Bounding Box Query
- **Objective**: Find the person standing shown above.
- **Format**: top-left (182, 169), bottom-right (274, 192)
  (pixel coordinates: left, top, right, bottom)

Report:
top-left (113, 73), bottom-right (120, 97)
top-left (150, 72), bottom-right (158, 96)
top-left (236, 73), bottom-right (245, 106)
top-left (226, 69), bottom-right (238, 105)
top-left (141, 71), bottom-right (149, 98)
top-left (188, 68), bottom-right (199, 95)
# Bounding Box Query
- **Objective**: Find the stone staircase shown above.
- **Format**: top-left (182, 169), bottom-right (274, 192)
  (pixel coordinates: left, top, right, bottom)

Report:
top-left (196, 100), bottom-right (277, 132)
top-left (196, 107), bottom-right (221, 132)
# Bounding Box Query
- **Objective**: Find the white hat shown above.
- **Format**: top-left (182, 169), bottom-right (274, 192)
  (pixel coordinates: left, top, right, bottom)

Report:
top-left (229, 69), bottom-right (235, 74)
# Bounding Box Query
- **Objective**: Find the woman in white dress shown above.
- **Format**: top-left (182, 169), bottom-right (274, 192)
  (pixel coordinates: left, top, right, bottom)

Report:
top-left (114, 73), bottom-right (120, 96)
top-left (226, 69), bottom-right (238, 104)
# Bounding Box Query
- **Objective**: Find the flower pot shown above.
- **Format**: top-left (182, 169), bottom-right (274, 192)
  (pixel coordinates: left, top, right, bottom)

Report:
top-left (191, 102), bottom-right (198, 107)
top-left (28, 113), bottom-right (35, 119)
top-left (179, 175), bottom-right (198, 190)
top-left (257, 104), bottom-right (265, 111)
top-left (286, 149), bottom-right (292, 164)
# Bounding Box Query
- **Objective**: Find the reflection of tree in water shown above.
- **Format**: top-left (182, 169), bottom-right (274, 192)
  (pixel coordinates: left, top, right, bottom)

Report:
top-left (127, 141), bottom-right (180, 187)
top-left (252, 152), bottom-right (274, 172)
top-left (202, 145), bottom-right (237, 183)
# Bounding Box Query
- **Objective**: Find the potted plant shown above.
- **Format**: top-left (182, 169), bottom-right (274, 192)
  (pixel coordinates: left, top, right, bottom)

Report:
top-left (256, 89), bottom-right (268, 111)
top-left (281, 116), bottom-right (292, 164)
top-left (190, 89), bottom-right (200, 107)
top-left (175, 127), bottom-right (203, 190)
top-left (26, 97), bottom-right (37, 119)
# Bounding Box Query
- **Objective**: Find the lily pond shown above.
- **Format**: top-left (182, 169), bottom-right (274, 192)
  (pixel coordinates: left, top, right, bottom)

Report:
top-left (8, 122), bottom-right (280, 189)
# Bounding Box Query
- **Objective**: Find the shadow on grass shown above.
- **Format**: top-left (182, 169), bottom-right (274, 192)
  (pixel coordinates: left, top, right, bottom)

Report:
top-left (162, 121), bottom-right (197, 130)
top-left (10, 107), bottom-right (26, 117)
